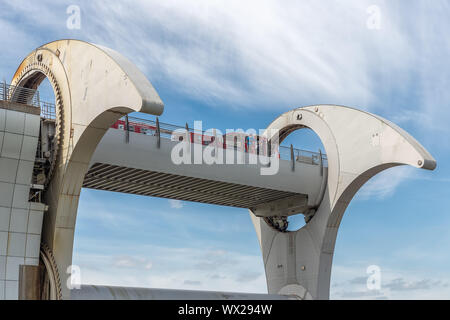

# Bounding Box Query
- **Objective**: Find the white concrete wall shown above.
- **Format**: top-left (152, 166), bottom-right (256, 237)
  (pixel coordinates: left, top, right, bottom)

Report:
top-left (0, 107), bottom-right (45, 300)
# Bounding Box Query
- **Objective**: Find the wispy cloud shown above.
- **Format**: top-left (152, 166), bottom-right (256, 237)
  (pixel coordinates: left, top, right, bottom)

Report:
top-left (338, 289), bottom-right (384, 299)
top-left (335, 277), bottom-right (450, 299)
top-left (331, 263), bottom-right (450, 299)
top-left (385, 278), bottom-right (449, 292)
top-left (113, 255), bottom-right (153, 270)
top-left (169, 199), bottom-right (184, 209)
top-left (3, 1), bottom-right (449, 125)
top-left (81, 0), bottom-right (385, 108)
top-left (356, 166), bottom-right (414, 200)
top-left (74, 244), bottom-right (266, 293)
top-left (183, 280), bottom-right (202, 286)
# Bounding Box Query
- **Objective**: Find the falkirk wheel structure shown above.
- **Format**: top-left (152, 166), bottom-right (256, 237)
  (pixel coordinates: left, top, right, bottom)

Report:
top-left (0, 40), bottom-right (436, 300)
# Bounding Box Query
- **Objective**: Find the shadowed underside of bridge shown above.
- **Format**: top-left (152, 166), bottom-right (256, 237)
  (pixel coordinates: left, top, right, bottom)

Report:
top-left (83, 162), bottom-right (300, 208)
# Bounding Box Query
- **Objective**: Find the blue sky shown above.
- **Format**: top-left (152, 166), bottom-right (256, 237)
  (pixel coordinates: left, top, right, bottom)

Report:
top-left (1, 0), bottom-right (450, 299)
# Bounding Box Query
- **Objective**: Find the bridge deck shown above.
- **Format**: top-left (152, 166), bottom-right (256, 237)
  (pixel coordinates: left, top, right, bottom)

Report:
top-left (85, 127), bottom-right (328, 211)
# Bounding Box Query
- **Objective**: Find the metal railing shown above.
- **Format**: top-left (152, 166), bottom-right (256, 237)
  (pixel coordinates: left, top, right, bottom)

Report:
top-left (40, 101), bottom-right (56, 120)
top-left (123, 116), bottom-right (328, 165)
top-left (0, 82), bottom-right (40, 107)
top-left (0, 82), bottom-right (328, 165)
top-left (278, 145), bottom-right (327, 165)
top-left (127, 116), bottom-right (183, 139)
top-left (0, 82), bottom-right (57, 119)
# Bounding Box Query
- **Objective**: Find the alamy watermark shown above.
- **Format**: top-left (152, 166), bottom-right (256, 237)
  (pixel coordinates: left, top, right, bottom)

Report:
top-left (170, 121), bottom-right (281, 175)
top-left (366, 264), bottom-right (381, 290)
top-left (66, 264), bottom-right (82, 290)
top-left (66, 5), bottom-right (81, 30)
top-left (366, 5), bottom-right (381, 30)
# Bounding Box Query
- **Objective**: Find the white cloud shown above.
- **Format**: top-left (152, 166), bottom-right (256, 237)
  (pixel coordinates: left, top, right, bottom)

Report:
top-left (113, 255), bottom-right (153, 270)
top-left (2, 0), bottom-right (448, 150)
top-left (73, 244), bottom-right (266, 293)
top-left (83, 0), bottom-right (381, 108)
top-left (356, 166), bottom-right (414, 200)
top-left (2, 0), bottom-right (449, 136)
top-left (145, 262), bottom-right (153, 270)
top-left (183, 280), bottom-right (202, 286)
top-left (114, 256), bottom-right (137, 268)
top-left (169, 199), bottom-right (184, 209)
top-left (81, 0), bottom-right (450, 129)
top-left (331, 263), bottom-right (450, 300)
top-left (3, 1), bottom-right (446, 115)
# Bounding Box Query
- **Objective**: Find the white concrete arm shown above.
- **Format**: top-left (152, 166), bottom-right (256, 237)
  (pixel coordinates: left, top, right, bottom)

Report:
top-left (252, 104), bottom-right (436, 300)
top-left (11, 40), bottom-right (164, 299)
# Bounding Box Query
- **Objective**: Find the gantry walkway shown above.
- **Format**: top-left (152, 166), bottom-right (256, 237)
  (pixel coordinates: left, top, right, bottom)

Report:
top-left (86, 118), bottom-right (328, 212)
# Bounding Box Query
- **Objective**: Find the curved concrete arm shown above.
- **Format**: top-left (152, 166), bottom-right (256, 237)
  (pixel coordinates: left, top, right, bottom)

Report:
top-left (253, 104), bottom-right (436, 300)
top-left (10, 40), bottom-right (165, 299)
top-left (12, 39), bottom-right (163, 117)
top-left (264, 105), bottom-right (436, 208)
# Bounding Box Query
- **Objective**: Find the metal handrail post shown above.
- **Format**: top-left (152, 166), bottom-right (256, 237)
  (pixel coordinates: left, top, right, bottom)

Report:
top-left (319, 149), bottom-right (323, 176)
top-left (125, 115), bottom-right (130, 144)
top-left (290, 144), bottom-right (295, 171)
top-left (156, 117), bottom-right (161, 149)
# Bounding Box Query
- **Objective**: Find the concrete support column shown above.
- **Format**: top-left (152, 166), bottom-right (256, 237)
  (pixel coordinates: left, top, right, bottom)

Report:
top-left (250, 211), bottom-right (320, 299)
